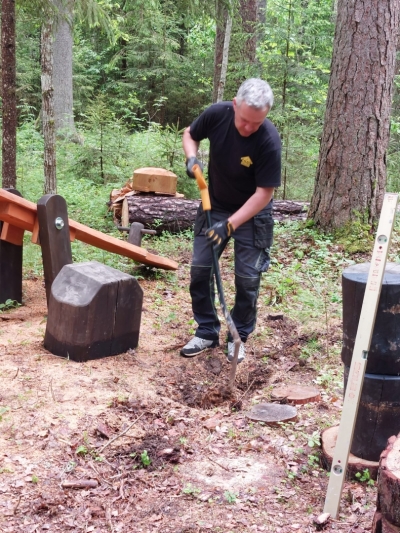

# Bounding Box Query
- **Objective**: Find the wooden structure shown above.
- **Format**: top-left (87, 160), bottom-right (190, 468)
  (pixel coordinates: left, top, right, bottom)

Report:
top-left (342, 263), bottom-right (400, 461)
top-left (34, 194), bottom-right (143, 362)
top-left (0, 189), bottom-right (23, 304)
top-left (372, 433), bottom-right (400, 533)
top-left (132, 167), bottom-right (177, 195)
top-left (0, 188), bottom-right (178, 270)
top-left (45, 261), bottom-right (143, 362)
top-left (37, 195), bottom-right (73, 303)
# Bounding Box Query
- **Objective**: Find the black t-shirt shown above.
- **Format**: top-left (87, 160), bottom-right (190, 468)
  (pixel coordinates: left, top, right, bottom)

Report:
top-left (189, 101), bottom-right (281, 211)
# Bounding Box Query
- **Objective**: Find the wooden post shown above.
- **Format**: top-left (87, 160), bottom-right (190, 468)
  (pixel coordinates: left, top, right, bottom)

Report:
top-left (37, 194), bottom-right (73, 304)
top-left (0, 188), bottom-right (23, 304)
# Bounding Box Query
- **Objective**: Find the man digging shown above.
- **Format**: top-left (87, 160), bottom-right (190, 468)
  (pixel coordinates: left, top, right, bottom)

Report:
top-left (181, 78), bottom-right (282, 363)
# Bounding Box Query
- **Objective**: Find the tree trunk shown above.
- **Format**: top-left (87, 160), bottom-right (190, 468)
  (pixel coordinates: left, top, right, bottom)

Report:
top-left (213, 1), bottom-right (229, 103)
top-left (52, 0), bottom-right (76, 136)
top-left (118, 196), bottom-right (308, 232)
top-left (240, 0), bottom-right (257, 66)
top-left (216, 14), bottom-right (232, 102)
top-left (41, 21), bottom-right (57, 195)
top-left (1, 0), bottom-right (17, 189)
top-left (308, 0), bottom-right (400, 230)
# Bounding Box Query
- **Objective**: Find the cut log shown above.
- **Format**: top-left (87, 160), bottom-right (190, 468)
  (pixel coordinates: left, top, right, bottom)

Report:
top-left (121, 197), bottom-right (308, 233)
top-left (372, 512), bottom-right (400, 533)
top-left (132, 167), bottom-right (177, 195)
top-left (270, 384), bottom-right (321, 405)
top-left (245, 402), bottom-right (297, 425)
top-left (377, 433), bottom-right (400, 528)
top-left (321, 425), bottom-right (379, 479)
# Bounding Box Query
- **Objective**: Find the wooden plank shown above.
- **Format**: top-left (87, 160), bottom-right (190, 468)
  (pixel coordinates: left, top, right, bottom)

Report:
top-left (0, 188), bottom-right (178, 270)
top-left (0, 222), bottom-right (25, 246)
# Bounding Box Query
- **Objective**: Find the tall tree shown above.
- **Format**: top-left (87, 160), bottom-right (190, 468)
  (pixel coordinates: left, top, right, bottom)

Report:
top-left (52, 0), bottom-right (76, 135)
top-left (2, 0), bottom-right (17, 188)
top-left (309, 0), bottom-right (400, 229)
top-left (41, 19), bottom-right (57, 193)
top-left (213, 0), bottom-right (232, 103)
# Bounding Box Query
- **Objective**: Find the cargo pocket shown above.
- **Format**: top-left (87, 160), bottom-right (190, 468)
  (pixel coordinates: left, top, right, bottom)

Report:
top-left (253, 211), bottom-right (274, 249)
top-left (194, 205), bottom-right (207, 236)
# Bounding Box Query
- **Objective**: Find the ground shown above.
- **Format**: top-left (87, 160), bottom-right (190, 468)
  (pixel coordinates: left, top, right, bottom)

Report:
top-left (0, 242), bottom-right (378, 533)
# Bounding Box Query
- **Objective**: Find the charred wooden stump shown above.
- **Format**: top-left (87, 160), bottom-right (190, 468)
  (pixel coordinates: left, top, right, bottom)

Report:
top-left (44, 261), bottom-right (143, 362)
top-left (0, 189), bottom-right (23, 304)
top-left (372, 433), bottom-right (400, 533)
top-left (344, 368), bottom-right (400, 461)
top-left (342, 263), bottom-right (400, 374)
top-left (341, 263), bottom-right (400, 461)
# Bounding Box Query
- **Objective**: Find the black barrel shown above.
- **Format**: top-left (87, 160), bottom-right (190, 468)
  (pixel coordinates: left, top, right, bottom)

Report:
top-left (344, 367), bottom-right (400, 461)
top-left (342, 262), bottom-right (400, 375)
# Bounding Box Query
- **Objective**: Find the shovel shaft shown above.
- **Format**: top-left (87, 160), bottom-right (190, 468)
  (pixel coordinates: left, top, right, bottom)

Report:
top-left (192, 164), bottom-right (241, 386)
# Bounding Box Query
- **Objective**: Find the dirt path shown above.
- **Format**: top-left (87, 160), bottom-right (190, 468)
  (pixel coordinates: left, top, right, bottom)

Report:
top-left (0, 266), bottom-right (377, 533)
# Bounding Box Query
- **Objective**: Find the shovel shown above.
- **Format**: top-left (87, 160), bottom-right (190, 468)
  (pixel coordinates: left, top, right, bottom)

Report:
top-left (192, 164), bottom-right (241, 389)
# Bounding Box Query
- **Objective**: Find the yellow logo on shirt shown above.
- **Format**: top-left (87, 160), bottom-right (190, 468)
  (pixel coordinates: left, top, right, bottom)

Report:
top-left (241, 156), bottom-right (253, 168)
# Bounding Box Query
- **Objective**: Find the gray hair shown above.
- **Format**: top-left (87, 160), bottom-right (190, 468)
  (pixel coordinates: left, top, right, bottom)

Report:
top-left (236, 78), bottom-right (274, 110)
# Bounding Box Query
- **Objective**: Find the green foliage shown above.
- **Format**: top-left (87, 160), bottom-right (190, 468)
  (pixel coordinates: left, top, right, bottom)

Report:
top-left (140, 450), bottom-right (151, 467)
top-left (355, 469), bottom-right (374, 486)
top-left (333, 218), bottom-right (373, 253)
top-left (182, 483), bottom-right (201, 496)
top-left (0, 300), bottom-right (21, 312)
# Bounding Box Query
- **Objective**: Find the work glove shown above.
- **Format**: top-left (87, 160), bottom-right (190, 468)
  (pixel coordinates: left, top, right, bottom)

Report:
top-left (205, 220), bottom-right (234, 247)
top-left (186, 157), bottom-right (203, 179)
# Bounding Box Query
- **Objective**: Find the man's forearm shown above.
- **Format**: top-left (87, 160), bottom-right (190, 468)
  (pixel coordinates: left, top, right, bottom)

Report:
top-left (182, 127), bottom-right (199, 158)
top-left (228, 187), bottom-right (274, 230)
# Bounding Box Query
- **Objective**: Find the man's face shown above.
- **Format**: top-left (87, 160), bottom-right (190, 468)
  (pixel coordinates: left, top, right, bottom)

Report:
top-left (233, 98), bottom-right (269, 137)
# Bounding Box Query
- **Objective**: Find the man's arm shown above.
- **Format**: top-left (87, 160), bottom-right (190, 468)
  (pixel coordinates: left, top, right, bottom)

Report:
top-left (182, 126), bottom-right (199, 158)
top-left (228, 186), bottom-right (274, 230)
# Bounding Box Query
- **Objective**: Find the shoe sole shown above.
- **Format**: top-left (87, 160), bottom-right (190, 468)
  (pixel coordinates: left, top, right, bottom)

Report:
top-left (180, 342), bottom-right (219, 358)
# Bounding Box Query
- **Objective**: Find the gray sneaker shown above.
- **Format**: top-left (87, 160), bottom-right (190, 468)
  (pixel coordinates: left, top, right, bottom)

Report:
top-left (227, 341), bottom-right (246, 363)
top-left (180, 336), bottom-right (219, 357)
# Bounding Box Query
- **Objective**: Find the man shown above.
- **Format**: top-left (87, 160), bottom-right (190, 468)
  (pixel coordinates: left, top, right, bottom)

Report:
top-left (181, 78), bottom-right (281, 363)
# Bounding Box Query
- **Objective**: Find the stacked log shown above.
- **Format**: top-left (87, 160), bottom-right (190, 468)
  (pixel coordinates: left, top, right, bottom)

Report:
top-left (372, 433), bottom-right (400, 533)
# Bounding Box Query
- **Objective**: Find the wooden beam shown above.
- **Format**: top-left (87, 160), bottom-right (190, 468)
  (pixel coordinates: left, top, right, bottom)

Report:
top-left (0, 188), bottom-right (178, 270)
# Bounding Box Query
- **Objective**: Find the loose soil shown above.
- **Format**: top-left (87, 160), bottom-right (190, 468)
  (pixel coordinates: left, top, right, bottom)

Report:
top-left (0, 249), bottom-right (378, 533)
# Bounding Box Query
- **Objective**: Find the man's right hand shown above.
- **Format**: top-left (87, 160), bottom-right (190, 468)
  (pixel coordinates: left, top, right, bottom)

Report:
top-left (186, 157), bottom-right (203, 179)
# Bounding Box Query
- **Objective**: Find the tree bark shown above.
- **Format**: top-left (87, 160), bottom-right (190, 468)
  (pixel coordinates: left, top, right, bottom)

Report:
top-left (240, 0), bottom-right (258, 66)
top-left (1, 0), bottom-right (17, 189)
top-left (308, 0), bottom-right (400, 230)
top-left (213, 1), bottom-right (229, 103)
top-left (216, 14), bottom-right (232, 102)
top-left (52, 0), bottom-right (76, 136)
top-left (41, 21), bottom-right (57, 194)
top-left (119, 196), bottom-right (308, 232)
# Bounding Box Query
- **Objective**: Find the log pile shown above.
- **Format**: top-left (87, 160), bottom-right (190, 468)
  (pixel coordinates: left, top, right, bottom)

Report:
top-left (372, 433), bottom-right (400, 533)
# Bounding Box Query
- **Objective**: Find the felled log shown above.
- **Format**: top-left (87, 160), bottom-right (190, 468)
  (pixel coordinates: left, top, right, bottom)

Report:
top-left (373, 433), bottom-right (400, 532)
top-left (121, 196), bottom-right (308, 232)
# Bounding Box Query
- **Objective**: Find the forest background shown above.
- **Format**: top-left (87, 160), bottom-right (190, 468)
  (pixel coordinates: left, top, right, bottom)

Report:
top-left (7, 0), bottom-right (400, 204)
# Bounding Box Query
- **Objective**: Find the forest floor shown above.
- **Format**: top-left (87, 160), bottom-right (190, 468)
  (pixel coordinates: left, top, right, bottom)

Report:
top-left (0, 233), bottom-right (380, 533)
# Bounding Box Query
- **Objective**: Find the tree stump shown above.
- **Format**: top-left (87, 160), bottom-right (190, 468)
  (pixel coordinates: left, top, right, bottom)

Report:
top-left (373, 433), bottom-right (400, 532)
top-left (321, 426), bottom-right (379, 480)
top-left (44, 261), bottom-right (143, 362)
top-left (342, 263), bottom-right (400, 375)
top-left (270, 384), bottom-right (321, 404)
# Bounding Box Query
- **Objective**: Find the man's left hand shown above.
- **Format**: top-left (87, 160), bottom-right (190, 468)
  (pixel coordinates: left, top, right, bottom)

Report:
top-left (205, 220), bottom-right (234, 247)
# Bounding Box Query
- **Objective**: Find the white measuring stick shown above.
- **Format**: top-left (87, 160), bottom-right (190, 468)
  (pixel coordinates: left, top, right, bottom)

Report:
top-left (323, 192), bottom-right (398, 518)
